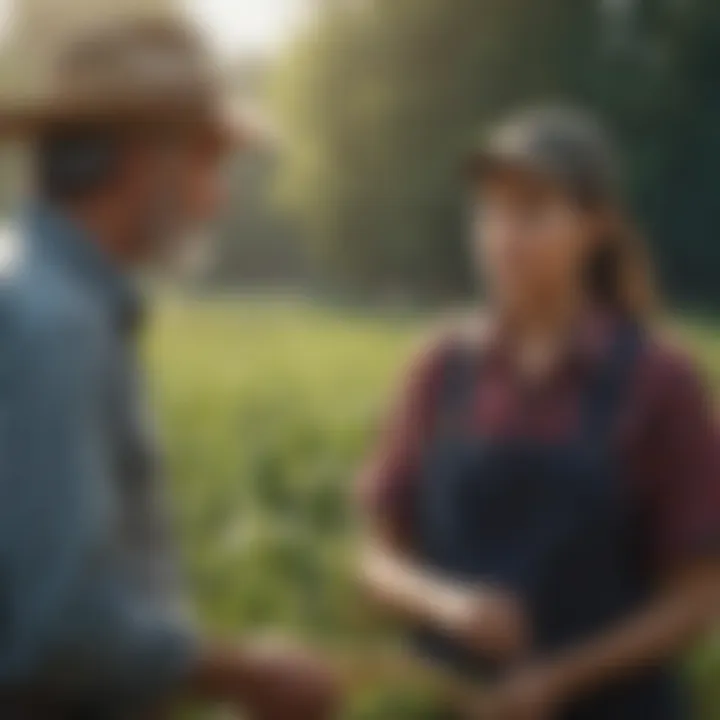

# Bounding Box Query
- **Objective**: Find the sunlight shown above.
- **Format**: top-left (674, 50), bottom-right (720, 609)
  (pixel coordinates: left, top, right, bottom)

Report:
top-left (0, 0), bottom-right (306, 54)
top-left (187, 0), bottom-right (306, 55)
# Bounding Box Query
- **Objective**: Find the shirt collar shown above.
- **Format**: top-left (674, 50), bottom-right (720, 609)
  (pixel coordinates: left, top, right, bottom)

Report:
top-left (481, 306), bottom-right (615, 376)
top-left (24, 202), bottom-right (145, 335)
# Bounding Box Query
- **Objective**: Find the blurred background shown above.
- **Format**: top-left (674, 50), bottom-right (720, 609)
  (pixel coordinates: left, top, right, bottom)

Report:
top-left (1, 0), bottom-right (719, 717)
top-left (1, 0), bottom-right (719, 303)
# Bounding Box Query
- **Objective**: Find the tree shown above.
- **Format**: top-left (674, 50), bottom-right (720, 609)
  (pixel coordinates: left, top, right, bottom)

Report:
top-left (274, 0), bottom-right (601, 301)
top-left (274, 0), bottom-right (720, 308)
top-left (602, 0), bottom-right (720, 304)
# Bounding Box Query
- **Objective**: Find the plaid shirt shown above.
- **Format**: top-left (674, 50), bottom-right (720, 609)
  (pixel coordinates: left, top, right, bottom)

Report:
top-left (361, 313), bottom-right (720, 572)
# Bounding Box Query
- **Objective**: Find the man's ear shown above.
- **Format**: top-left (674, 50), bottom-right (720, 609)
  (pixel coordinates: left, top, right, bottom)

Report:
top-left (36, 129), bottom-right (121, 201)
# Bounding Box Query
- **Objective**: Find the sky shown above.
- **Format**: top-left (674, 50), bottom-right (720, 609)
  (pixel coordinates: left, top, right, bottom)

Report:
top-left (186, 0), bottom-right (307, 55)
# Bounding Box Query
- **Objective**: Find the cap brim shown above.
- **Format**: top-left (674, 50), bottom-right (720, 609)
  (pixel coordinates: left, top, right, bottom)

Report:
top-left (465, 145), bottom-right (558, 185)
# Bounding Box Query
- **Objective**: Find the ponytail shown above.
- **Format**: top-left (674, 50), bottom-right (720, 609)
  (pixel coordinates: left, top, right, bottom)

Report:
top-left (584, 211), bottom-right (658, 323)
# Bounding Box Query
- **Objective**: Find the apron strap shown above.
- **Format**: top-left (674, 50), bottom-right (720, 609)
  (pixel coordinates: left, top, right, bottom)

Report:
top-left (581, 322), bottom-right (643, 445)
top-left (435, 340), bottom-right (483, 437)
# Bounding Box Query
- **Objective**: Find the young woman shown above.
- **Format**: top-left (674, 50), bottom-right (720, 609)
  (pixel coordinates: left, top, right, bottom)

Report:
top-left (358, 107), bottom-right (720, 720)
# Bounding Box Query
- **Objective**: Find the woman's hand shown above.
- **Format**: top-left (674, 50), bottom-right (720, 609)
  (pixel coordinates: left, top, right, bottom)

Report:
top-left (361, 542), bottom-right (531, 662)
top-left (468, 663), bottom-right (568, 720)
top-left (440, 586), bottom-right (531, 662)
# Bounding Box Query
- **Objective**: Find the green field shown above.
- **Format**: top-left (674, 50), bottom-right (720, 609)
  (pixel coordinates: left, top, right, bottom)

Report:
top-left (148, 299), bottom-right (720, 719)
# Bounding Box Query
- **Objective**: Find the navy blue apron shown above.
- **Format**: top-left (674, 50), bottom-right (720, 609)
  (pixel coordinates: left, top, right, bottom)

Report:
top-left (413, 325), bottom-right (686, 719)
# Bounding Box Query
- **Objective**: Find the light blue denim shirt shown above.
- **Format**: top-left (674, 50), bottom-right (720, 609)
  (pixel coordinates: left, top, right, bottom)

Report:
top-left (0, 205), bottom-right (196, 716)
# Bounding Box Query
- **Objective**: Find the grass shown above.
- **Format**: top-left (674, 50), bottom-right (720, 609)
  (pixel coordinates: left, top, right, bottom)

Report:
top-left (146, 297), bottom-right (720, 718)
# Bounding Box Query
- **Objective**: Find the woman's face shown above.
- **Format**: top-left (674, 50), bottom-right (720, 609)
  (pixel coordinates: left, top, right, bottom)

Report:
top-left (473, 167), bottom-right (597, 317)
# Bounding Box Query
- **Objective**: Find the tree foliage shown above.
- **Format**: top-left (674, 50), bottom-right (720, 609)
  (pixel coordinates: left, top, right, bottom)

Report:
top-left (274, 0), bottom-right (720, 305)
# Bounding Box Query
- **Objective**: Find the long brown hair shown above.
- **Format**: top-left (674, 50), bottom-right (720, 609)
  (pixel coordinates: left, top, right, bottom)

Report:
top-left (583, 205), bottom-right (659, 324)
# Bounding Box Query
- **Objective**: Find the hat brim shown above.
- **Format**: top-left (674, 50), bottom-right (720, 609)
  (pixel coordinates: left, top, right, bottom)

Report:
top-left (0, 97), bottom-right (251, 151)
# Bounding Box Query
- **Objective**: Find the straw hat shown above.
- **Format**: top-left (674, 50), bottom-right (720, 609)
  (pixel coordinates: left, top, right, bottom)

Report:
top-left (0, 16), bottom-right (247, 147)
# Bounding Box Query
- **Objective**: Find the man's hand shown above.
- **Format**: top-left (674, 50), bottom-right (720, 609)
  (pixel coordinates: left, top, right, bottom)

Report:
top-left (239, 638), bottom-right (341, 720)
top-left (439, 587), bottom-right (531, 662)
top-left (192, 638), bottom-right (341, 720)
top-left (468, 664), bottom-right (568, 720)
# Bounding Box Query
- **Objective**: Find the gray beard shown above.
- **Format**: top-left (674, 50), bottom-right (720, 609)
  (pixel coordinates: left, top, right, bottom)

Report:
top-left (146, 228), bottom-right (216, 281)
top-left (135, 195), bottom-right (216, 281)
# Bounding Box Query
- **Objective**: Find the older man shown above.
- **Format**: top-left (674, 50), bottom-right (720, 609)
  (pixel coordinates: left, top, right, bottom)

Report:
top-left (0, 18), bottom-right (337, 720)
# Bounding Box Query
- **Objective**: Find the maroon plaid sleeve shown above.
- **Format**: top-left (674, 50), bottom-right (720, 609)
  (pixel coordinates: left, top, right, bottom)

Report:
top-left (357, 337), bottom-right (452, 542)
top-left (630, 343), bottom-right (720, 570)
